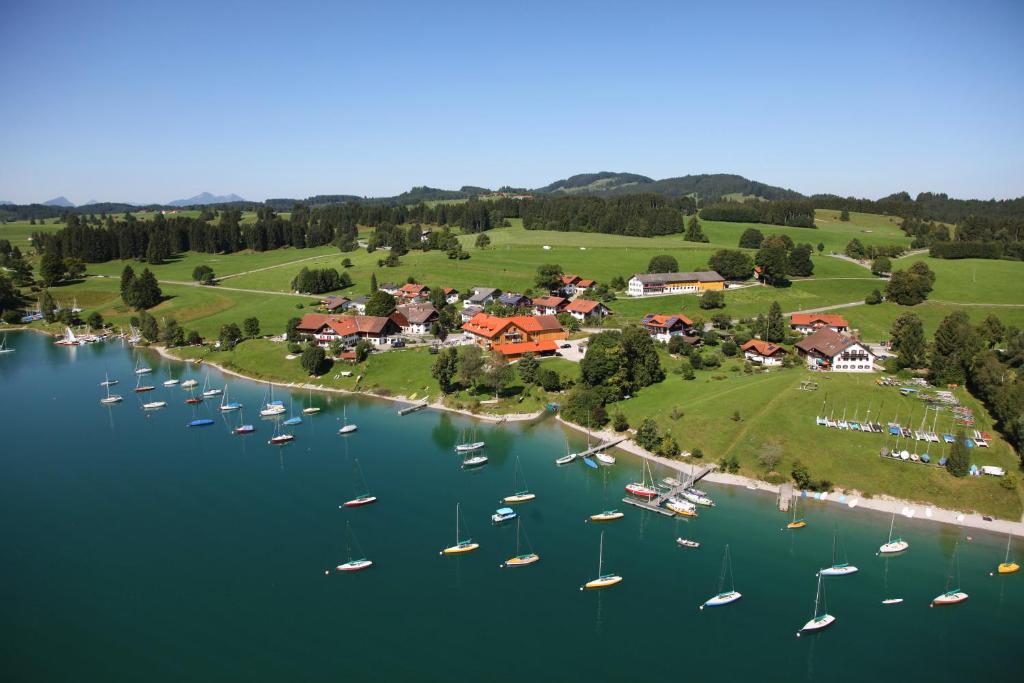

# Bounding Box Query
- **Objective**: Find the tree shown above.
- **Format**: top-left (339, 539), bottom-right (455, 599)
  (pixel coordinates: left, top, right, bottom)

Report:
top-left (758, 441), bottom-right (783, 471)
top-left (738, 228), bottom-right (764, 249)
top-left (86, 311), bottom-right (104, 329)
top-left (369, 272), bottom-right (378, 294)
top-left (192, 265), bottom-right (215, 284)
top-left (839, 209), bottom-right (850, 221)
top-left (870, 256), bottom-right (891, 276)
top-left (486, 357), bottom-right (515, 397)
top-left (186, 330), bottom-right (202, 346)
top-left (131, 269), bottom-right (162, 309)
top-left (765, 301), bottom-right (785, 343)
top-left (160, 318), bottom-right (185, 346)
top-left (219, 322), bottom-right (242, 349)
top-left (930, 311), bottom-right (981, 385)
top-left (536, 367), bottom-right (561, 391)
top-left (787, 243), bottom-right (814, 277)
top-left (354, 339), bottom-right (372, 363)
top-left (657, 434), bottom-right (680, 458)
top-left (816, 242), bottom-right (825, 253)
top-left (517, 353), bottom-right (539, 384)
top-left (341, 258), bottom-right (353, 268)
top-left (708, 249), bottom-right (753, 280)
top-left (243, 317), bottom-right (260, 339)
top-left (139, 311), bottom-right (159, 341)
top-left (844, 238), bottom-right (867, 259)
top-left (534, 264), bottom-right (564, 292)
top-left (301, 344), bottom-right (328, 376)
top-left (431, 347), bottom-right (458, 392)
top-left (64, 258), bottom-right (85, 280)
top-left (791, 459), bottom-right (811, 489)
top-left (699, 289), bottom-right (725, 309)
top-left (475, 233), bottom-right (491, 249)
top-left (865, 289), bottom-right (883, 305)
top-left (561, 386), bottom-right (607, 427)
top-left (978, 314), bottom-right (1005, 347)
top-left (39, 252), bottom-right (65, 286)
top-left (457, 344), bottom-right (486, 389)
top-left (647, 255), bottom-right (678, 273)
top-left (946, 430), bottom-right (970, 477)
top-left (40, 289), bottom-right (57, 322)
top-left (285, 317), bottom-right (302, 342)
top-left (635, 418), bottom-right (661, 451)
top-left (613, 411), bottom-right (629, 431)
top-left (365, 290), bottom-right (396, 317)
top-left (610, 275), bottom-right (626, 290)
top-left (754, 243), bottom-right (789, 285)
top-left (684, 215), bottom-right (708, 243)
top-left (120, 265), bottom-right (136, 302)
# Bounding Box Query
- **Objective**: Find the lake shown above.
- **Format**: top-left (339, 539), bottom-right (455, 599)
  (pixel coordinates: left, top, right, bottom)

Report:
top-left (1, 331), bottom-right (1021, 681)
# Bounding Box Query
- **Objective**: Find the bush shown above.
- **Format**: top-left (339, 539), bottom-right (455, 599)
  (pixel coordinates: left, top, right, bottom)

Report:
top-left (537, 367), bottom-right (562, 392)
top-left (699, 289), bottom-right (725, 309)
top-left (691, 448), bottom-right (704, 459)
top-left (288, 342), bottom-right (303, 354)
top-left (635, 418), bottom-right (661, 451)
top-left (613, 411), bottom-right (629, 431)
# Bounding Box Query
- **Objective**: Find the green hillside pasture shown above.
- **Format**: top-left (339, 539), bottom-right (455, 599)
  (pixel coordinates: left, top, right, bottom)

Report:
top-left (85, 246), bottom-right (339, 282)
top-left (613, 365), bottom-right (1021, 518)
top-left (0, 219), bottom-right (67, 249)
top-left (893, 256), bottom-right (1024, 305)
top-left (843, 301), bottom-right (1024, 342)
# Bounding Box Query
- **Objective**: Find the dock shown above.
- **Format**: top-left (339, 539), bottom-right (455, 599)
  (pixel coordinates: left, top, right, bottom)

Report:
top-left (577, 437), bottom-right (625, 458)
top-left (397, 401), bottom-right (429, 416)
top-left (621, 463), bottom-right (717, 516)
top-left (778, 482), bottom-right (793, 512)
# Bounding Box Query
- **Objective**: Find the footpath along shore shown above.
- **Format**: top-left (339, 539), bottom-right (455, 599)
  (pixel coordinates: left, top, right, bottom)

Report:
top-left (555, 416), bottom-right (1024, 539)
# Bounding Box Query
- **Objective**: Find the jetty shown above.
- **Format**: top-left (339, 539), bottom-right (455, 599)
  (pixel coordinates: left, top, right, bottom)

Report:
top-left (397, 401), bottom-right (429, 416)
top-left (778, 482), bottom-right (793, 512)
top-left (621, 463), bottom-right (717, 516)
top-left (577, 437), bottom-right (625, 458)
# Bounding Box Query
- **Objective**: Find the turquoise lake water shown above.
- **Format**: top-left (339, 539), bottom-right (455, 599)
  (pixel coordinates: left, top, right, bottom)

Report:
top-left (1, 331), bottom-right (1022, 681)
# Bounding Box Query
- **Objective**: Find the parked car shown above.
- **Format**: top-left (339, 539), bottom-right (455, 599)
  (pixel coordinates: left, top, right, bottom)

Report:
top-left (391, 339), bottom-right (406, 348)
top-left (560, 343), bottom-right (571, 349)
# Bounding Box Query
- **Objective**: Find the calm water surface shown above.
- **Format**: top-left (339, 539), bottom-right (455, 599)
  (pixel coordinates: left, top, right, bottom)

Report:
top-left (1, 332), bottom-right (1022, 681)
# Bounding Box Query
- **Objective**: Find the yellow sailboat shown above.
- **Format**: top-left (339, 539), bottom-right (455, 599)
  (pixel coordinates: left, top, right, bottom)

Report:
top-left (501, 518), bottom-right (539, 568)
top-left (786, 499), bottom-right (807, 529)
top-left (580, 531), bottom-right (622, 590)
top-left (997, 535), bottom-right (1019, 575)
top-left (440, 503), bottom-right (479, 555)
top-left (589, 510), bottom-right (624, 522)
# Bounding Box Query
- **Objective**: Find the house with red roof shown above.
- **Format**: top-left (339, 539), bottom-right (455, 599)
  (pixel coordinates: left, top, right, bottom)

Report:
top-left (741, 339), bottom-right (787, 366)
top-left (532, 295), bottom-right (567, 316)
top-left (564, 299), bottom-right (610, 321)
top-left (639, 313), bottom-right (694, 343)
top-left (560, 274), bottom-right (595, 296)
top-left (442, 287), bottom-right (459, 305)
top-left (397, 283), bottom-right (430, 302)
top-left (461, 312), bottom-right (566, 359)
top-left (296, 313), bottom-right (402, 348)
top-left (790, 313), bottom-right (850, 335)
top-left (795, 328), bottom-right (876, 372)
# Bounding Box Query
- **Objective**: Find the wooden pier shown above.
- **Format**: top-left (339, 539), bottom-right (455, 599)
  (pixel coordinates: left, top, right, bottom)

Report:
top-left (778, 482), bottom-right (793, 512)
top-left (397, 401), bottom-right (429, 416)
top-left (577, 437), bottom-right (625, 458)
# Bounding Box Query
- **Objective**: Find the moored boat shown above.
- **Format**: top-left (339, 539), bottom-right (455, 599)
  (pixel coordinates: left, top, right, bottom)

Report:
top-left (666, 499), bottom-right (698, 517)
top-left (441, 503), bottom-right (479, 555)
top-left (163, 379), bottom-right (179, 387)
top-left (462, 454), bottom-right (488, 468)
top-left (596, 452), bottom-right (615, 465)
top-left (330, 522), bottom-right (373, 573)
top-left (580, 531), bottom-right (622, 590)
top-left (676, 538), bottom-right (700, 549)
top-left (996, 535), bottom-right (1019, 575)
top-left (700, 545), bottom-right (741, 609)
top-left (588, 510), bottom-right (624, 522)
top-left (187, 418), bottom-right (214, 427)
top-left (501, 518), bottom-right (539, 568)
top-left (142, 401), bottom-right (167, 410)
top-left (878, 512), bottom-right (909, 554)
top-left (492, 507), bottom-right (517, 524)
top-left (797, 574), bottom-right (835, 636)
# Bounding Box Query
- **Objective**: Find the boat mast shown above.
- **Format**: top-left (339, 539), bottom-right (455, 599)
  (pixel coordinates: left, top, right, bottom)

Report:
top-left (597, 531), bottom-right (605, 576)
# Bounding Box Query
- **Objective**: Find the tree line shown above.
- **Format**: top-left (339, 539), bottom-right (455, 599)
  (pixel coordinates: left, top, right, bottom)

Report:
top-left (699, 199), bottom-right (816, 228)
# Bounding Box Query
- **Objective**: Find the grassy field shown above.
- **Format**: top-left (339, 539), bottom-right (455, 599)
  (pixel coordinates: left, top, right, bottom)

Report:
top-left (611, 361), bottom-right (1022, 518)
top-left (894, 255), bottom-right (1024, 305)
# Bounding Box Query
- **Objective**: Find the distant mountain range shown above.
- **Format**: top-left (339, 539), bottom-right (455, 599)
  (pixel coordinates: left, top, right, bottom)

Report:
top-left (44, 196), bottom-right (75, 207)
top-left (167, 192), bottom-right (247, 207)
top-left (536, 172), bottom-right (805, 201)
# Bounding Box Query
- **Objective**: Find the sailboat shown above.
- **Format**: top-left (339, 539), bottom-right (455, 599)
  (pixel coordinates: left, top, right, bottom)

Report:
top-left (100, 373), bottom-right (122, 404)
top-left (187, 418), bottom-right (215, 427)
top-left (580, 530), bottom-right (622, 590)
top-left (342, 459), bottom-right (378, 507)
top-left (268, 420), bottom-right (294, 445)
top-left (142, 400), bottom-right (167, 410)
top-left (55, 326), bottom-right (81, 346)
top-left (931, 542), bottom-right (968, 606)
top-left (797, 573), bottom-right (836, 636)
top-left (233, 407), bottom-right (255, 434)
top-left (588, 510), bottom-right (624, 522)
top-left (163, 361), bottom-right (179, 386)
top-left (134, 373), bottom-right (155, 393)
top-left (625, 459), bottom-right (658, 498)
top-left (455, 427), bottom-right (485, 453)
top-left (0, 334), bottom-right (13, 354)
top-left (996, 535), bottom-right (1020, 575)
top-left (462, 452), bottom-right (488, 468)
top-left (700, 544), bottom-right (742, 608)
top-left (282, 398), bottom-right (303, 426)
top-left (201, 372), bottom-right (222, 397)
top-left (440, 503), bottom-right (479, 555)
top-left (878, 512), bottom-right (909, 554)
top-left (502, 455), bottom-right (536, 503)
top-left (260, 382), bottom-right (286, 416)
top-left (501, 518), bottom-right (539, 567)
top-left (219, 386), bottom-right (242, 412)
top-left (338, 406), bottom-right (358, 434)
top-left (134, 357), bottom-right (151, 374)
top-left (100, 377), bottom-right (118, 387)
top-left (555, 439), bottom-right (577, 465)
top-left (786, 500), bottom-right (807, 529)
top-left (818, 529), bottom-right (858, 576)
top-left (302, 386), bottom-right (321, 415)
top-left (330, 521), bottom-right (373, 573)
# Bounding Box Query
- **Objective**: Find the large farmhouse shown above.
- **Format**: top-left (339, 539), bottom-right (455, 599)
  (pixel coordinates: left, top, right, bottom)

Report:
top-left (639, 313), bottom-right (694, 343)
top-left (297, 313), bottom-right (402, 348)
top-left (627, 271), bottom-right (725, 297)
top-left (461, 312), bottom-right (566, 359)
top-left (795, 328), bottom-right (876, 372)
top-left (394, 303), bottom-right (439, 335)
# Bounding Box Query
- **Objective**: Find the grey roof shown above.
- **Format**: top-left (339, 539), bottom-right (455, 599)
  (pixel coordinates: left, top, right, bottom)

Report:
top-left (631, 271), bottom-right (724, 284)
top-left (349, 295), bottom-right (369, 306)
top-left (795, 327), bottom-right (861, 357)
top-left (467, 287), bottom-right (501, 304)
top-left (396, 303), bottom-right (438, 325)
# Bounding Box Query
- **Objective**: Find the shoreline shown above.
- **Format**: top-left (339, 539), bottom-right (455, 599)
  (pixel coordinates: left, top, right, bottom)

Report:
top-left (11, 329), bottom-right (1023, 536)
top-left (555, 416), bottom-right (1024, 539)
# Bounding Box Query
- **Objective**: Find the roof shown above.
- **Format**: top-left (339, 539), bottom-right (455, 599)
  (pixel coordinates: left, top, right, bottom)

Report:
top-left (380, 283), bottom-right (398, 290)
top-left (532, 295), bottom-right (567, 308)
top-left (442, 287), bottom-right (457, 295)
top-left (741, 339), bottom-right (786, 357)
top-left (794, 328), bottom-right (861, 357)
top-left (560, 274), bottom-right (580, 285)
top-left (640, 313), bottom-right (694, 329)
top-left (467, 287), bottom-right (501, 303)
top-left (461, 313), bottom-right (563, 339)
top-left (791, 313), bottom-right (849, 328)
top-left (396, 303), bottom-right (438, 325)
top-left (631, 271), bottom-right (724, 284)
top-left (349, 295), bottom-right (369, 305)
top-left (565, 299), bottom-right (605, 314)
top-left (577, 278), bottom-right (595, 287)
top-left (322, 296), bottom-right (350, 310)
top-left (498, 292), bottom-right (531, 305)
top-left (513, 314), bottom-right (563, 333)
top-left (398, 283), bottom-right (429, 295)
top-left (297, 313), bottom-right (396, 336)
top-left (492, 339), bottom-right (559, 356)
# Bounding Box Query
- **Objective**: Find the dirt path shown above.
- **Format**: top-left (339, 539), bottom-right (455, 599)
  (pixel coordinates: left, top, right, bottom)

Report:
top-left (162, 280), bottom-right (312, 298)
top-left (216, 252), bottom-right (339, 281)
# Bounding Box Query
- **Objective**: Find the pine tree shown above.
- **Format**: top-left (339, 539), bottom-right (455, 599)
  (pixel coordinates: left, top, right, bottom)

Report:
top-left (684, 215), bottom-right (708, 243)
top-left (946, 430), bottom-right (970, 477)
top-left (40, 289), bottom-right (57, 323)
top-left (369, 272), bottom-right (378, 294)
top-left (890, 312), bottom-right (926, 368)
top-left (929, 311), bottom-right (981, 385)
top-left (765, 301), bottom-right (785, 342)
top-left (120, 265), bottom-right (137, 304)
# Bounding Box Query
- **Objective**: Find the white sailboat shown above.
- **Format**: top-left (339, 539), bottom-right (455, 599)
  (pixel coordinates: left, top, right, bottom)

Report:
top-left (580, 530), bottom-right (622, 590)
top-left (338, 406), bottom-right (358, 434)
top-left (931, 541), bottom-right (968, 606)
top-left (878, 512), bottom-right (909, 554)
top-left (0, 334), bottom-right (14, 353)
top-left (797, 573), bottom-right (836, 636)
top-left (555, 439), bottom-right (577, 465)
top-left (302, 386), bottom-right (321, 415)
top-left (99, 373), bottom-right (122, 404)
top-left (502, 455), bottom-right (535, 503)
top-left (219, 386), bottom-right (242, 412)
top-left (260, 382), bottom-right (286, 416)
top-left (201, 371), bottom-right (222, 397)
top-left (134, 356), bottom-right (151, 374)
top-left (329, 521), bottom-right (373, 573)
top-left (700, 544), bottom-right (741, 608)
top-left (455, 426), bottom-right (485, 453)
top-left (819, 530), bottom-right (858, 576)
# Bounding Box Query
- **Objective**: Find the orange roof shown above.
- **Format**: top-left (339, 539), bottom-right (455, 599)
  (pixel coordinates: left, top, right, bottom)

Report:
top-left (492, 339), bottom-right (559, 356)
top-left (791, 313), bottom-right (849, 327)
top-left (577, 279), bottom-right (595, 287)
top-left (461, 313), bottom-right (563, 339)
top-left (565, 299), bottom-right (604, 314)
top-left (741, 339), bottom-right (785, 356)
top-left (511, 314), bottom-right (563, 333)
top-left (560, 274), bottom-right (580, 285)
top-left (398, 283), bottom-right (428, 295)
top-left (642, 313), bottom-right (693, 328)
top-left (298, 313), bottom-right (395, 336)
top-left (532, 295), bottom-right (566, 308)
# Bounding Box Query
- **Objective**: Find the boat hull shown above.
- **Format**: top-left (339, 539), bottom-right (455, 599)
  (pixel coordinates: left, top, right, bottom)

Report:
top-left (998, 562), bottom-right (1020, 574)
top-left (589, 512), bottom-right (624, 522)
top-left (819, 565), bottom-right (858, 576)
top-left (701, 591), bottom-right (741, 608)
top-left (503, 554), bottom-right (539, 567)
top-left (503, 493), bottom-right (536, 504)
top-left (441, 543), bottom-right (479, 555)
top-left (667, 501), bottom-right (698, 517)
top-left (338, 425), bottom-right (358, 434)
top-left (462, 457), bottom-right (488, 468)
top-left (787, 521), bottom-right (807, 529)
top-left (799, 614), bottom-right (836, 634)
top-left (234, 426), bottom-right (255, 434)
top-left (596, 454), bottom-right (615, 465)
top-left (142, 402), bottom-right (166, 409)
top-left (625, 483), bottom-right (657, 498)
top-left (100, 397), bottom-right (123, 405)
top-left (268, 435), bottom-right (294, 445)
top-left (932, 592), bottom-right (968, 606)
top-left (879, 540), bottom-right (909, 554)
top-left (455, 442), bottom-right (485, 453)
top-left (555, 454), bottom-right (577, 465)
top-left (582, 575), bottom-right (622, 590)
top-left (302, 408), bottom-right (321, 415)
top-left (676, 538), bottom-right (700, 549)
top-left (336, 560), bottom-right (372, 572)
top-left (344, 496), bottom-right (378, 507)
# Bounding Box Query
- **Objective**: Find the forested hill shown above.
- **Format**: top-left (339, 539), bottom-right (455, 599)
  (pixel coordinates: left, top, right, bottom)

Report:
top-left (534, 172), bottom-right (806, 201)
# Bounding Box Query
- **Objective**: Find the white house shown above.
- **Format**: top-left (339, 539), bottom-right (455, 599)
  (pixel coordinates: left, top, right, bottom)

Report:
top-left (394, 303), bottom-right (439, 335)
top-left (639, 314), bottom-right (693, 343)
top-left (563, 299), bottom-right (609, 322)
top-left (627, 271), bottom-right (725, 297)
top-left (790, 313), bottom-right (850, 335)
top-left (795, 328), bottom-right (876, 372)
top-left (740, 339), bottom-right (787, 366)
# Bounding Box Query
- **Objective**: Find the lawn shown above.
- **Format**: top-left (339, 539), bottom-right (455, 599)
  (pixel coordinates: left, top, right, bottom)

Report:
top-left (843, 301), bottom-right (1024, 342)
top-left (84, 245), bottom-right (339, 282)
top-left (892, 255), bottom-right (1024, 305)
top-left (612, 362), bottom-right (1022, 519)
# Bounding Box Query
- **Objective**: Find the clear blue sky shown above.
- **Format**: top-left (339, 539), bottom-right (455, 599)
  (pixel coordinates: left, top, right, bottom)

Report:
top-left (1, 0), bottom-right (1022, 204)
